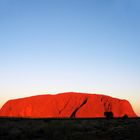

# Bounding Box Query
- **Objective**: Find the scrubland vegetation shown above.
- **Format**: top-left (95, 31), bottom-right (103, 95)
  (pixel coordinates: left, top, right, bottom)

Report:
top-left (0, 117), bottom-right (140, 140)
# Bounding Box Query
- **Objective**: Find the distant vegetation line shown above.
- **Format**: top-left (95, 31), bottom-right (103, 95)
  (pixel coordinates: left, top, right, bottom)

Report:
top-left (0, 117), bottom-right (140, 120)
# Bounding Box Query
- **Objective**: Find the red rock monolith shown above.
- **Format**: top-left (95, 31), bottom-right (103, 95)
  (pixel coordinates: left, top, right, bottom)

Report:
top-left (0, 92), bottom-right (137, 118)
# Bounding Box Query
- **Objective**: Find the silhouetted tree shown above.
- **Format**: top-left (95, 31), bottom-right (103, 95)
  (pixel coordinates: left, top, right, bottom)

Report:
top-left (104, 112), bottom-right (114, 119)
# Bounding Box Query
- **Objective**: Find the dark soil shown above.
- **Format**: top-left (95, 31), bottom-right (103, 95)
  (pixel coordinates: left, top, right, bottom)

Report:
top-left (0, 117), bottom-right (140, 140)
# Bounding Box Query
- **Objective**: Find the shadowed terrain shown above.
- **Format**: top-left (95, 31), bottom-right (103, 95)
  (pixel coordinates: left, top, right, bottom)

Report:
top-left (0, 117), bottom-right (140, 140)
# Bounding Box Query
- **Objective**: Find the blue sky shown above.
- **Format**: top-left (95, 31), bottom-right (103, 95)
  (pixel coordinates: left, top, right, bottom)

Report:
top-left (0, 0), bottom-right (140, 115)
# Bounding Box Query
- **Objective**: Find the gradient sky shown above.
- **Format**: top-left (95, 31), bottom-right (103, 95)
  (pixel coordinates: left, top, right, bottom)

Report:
top-left (0, 0), bottom-right (140, 116)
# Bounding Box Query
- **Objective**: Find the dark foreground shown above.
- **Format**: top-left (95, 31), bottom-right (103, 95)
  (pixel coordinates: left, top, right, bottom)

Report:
top-left (0, 117), bottom-right (140, 140)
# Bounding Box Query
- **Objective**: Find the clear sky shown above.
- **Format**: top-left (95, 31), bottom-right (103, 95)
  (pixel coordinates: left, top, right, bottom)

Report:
top-left (0, 0), bottom-right (140, 116)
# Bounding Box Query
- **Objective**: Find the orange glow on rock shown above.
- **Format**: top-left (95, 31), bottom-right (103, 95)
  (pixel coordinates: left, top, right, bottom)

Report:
top-left (0, 92), bottom-right (137, 118)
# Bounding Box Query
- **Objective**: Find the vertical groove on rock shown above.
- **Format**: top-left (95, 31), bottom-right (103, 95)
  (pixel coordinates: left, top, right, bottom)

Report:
top-left (58, 98), bottom-right (70, 114)
top-left (70, 98), bottom-right (88, 118)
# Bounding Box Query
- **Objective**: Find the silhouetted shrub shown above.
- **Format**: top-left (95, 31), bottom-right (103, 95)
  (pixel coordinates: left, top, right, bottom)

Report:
top-left (104, 112), bottom-right (114, 119)
top-left (122, 114), bottom-right (128, 119)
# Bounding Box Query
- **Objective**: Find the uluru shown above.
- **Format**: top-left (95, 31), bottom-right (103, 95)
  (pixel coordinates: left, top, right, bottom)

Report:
top-left (0, 92), bottom-right (137, 118)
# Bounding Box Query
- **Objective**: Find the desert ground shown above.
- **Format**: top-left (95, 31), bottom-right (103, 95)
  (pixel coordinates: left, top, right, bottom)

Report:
top-left (0, 117), bottom-right (140, 140)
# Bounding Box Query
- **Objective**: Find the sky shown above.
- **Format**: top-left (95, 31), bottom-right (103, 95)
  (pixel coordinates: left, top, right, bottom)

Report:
top-left (0, 0), bottom-right (140, 116)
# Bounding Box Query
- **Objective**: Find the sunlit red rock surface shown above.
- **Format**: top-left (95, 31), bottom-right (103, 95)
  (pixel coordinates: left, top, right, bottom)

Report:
top-left (0, 92), bottom-right (137, 118)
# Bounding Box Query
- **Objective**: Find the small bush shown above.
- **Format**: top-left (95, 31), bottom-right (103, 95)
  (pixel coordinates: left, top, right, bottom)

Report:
top-left (122, 114), bottom-right (128, 119)
top-left (104, 112), bottom-right (114, 119)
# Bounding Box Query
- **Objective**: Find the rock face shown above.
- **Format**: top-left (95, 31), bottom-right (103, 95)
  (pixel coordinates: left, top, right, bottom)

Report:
top-left (0, 92), bottom-right (137, 118)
